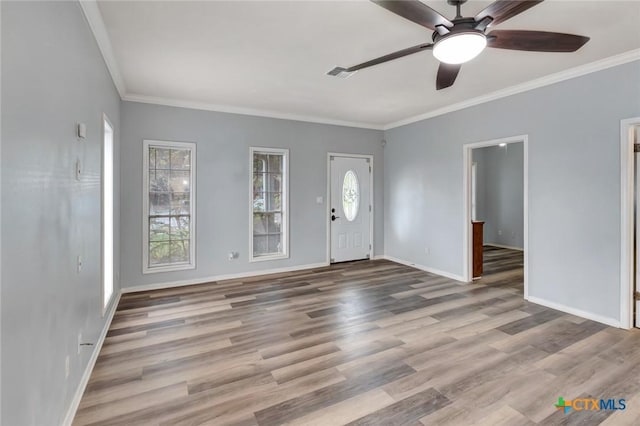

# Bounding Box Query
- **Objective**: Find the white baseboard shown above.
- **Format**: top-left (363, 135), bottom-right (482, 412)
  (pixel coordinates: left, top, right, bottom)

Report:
top-left (526, 295), bottom-right (621, 328)
top-left (121, 262), bottom-right (330, 293)
top-left (484, 243), bottom-right (524, 251)
top-left (382, 255), bottom-right (466, 282)
top-left (62, 290), bottom-right (122, 426)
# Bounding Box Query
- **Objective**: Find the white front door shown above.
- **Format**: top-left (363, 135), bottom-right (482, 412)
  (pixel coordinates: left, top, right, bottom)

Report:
top-left (330, 155), bottom-right (371, 263)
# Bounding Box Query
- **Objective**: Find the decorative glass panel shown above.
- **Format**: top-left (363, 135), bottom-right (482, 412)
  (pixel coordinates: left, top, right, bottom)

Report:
top-left (342, 170), bottom-right (360, 222)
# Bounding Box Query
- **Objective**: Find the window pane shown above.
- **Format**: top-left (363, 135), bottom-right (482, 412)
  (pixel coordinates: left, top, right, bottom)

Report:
top-left (170, 171), bottom-right (190, 193)
top-left (268, 155), bottom-right (282, 173)
top-left (268, 234), bottom-right (282, 254)
top-left (149, 147), bottom-right (156, 169)
top-left (170, 241), bottom-right (189, 263)
top-left (150, 192), bottom-right (171, 215)
top-left (170, 216), bottom-right (190, 240)
top-left (253, 192), bottom-right (266, 212)
top-left (155, 149), bottom-right (171, 169)
top-left (253, 154), bottom-right (267, 173)
top-left (150, 170), bottom-right (169, 192)
top-left (149, 217), bottom-right (170, 242)
top-left (149, 241), bottom-right (171, 265)
top-left (267, 192), bottom-right (281, 212)
top-left (253, 173), bottom-right (265, 194)
top-left (268, 173), bottom-right (281, 193)
top-left (253, 213), bottom-right (268, 235)
top-left (253, 235), bottom-right (267, 256)
top-left (268, 213), bottom-right (282, 234)
top-left (171, 192), bottom-right (190, 215)
top-left (171, 149), bottom-right (190, 170)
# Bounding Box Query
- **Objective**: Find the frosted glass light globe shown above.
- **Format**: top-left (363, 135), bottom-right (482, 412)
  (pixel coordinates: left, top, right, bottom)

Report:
top-left (433, 32), bottom-right (487, 65)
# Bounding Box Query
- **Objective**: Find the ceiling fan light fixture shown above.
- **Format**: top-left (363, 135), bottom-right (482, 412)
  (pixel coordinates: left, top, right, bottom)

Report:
top-left (433, 31), bottom-right (487, 65)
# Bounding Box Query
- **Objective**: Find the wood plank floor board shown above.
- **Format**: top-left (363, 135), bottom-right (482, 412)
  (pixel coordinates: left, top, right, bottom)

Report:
top-left (74, 248), bottom-right (640, 425)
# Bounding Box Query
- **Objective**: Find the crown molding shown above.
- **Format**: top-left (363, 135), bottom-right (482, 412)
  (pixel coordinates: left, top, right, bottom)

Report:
top-left (78, 0), bottom-right (126, 97)
top-left (122, 94), bottom-right (385, 130)
top-left (384, 49), bottom-right (640, 130)
top-left (78, 0), bottom-right (639, 132)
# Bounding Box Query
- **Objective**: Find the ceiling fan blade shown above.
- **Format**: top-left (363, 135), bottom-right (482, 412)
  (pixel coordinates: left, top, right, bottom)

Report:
top-left (475, 0), bottom-right (544, 27)
top-left (487, 30), bottom-right (590, 52)
top-left (331, 43), bottom-right (433, 74)
top-left (371, 0), bottom-right (453, 31)
top-left (436, 63), bottom-right (461, 90)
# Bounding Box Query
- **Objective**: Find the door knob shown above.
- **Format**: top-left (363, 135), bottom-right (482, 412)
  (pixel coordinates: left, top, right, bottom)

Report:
top-left (331, 215), bottom-right (340, 221)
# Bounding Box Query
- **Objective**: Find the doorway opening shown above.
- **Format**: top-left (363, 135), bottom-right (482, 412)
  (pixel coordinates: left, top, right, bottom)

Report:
top-left (326, 153), bottom-right (373, 264)
top-left (463, 136), bottom-right (529, 297)
top-left (621, 118), bottom-right (640, 329)
top-left (102, 114), bottom-right (114, 313)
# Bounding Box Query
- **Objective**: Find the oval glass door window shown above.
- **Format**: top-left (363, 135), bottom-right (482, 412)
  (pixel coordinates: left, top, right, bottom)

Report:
top-left (342, 170), bottom-right (360, 221)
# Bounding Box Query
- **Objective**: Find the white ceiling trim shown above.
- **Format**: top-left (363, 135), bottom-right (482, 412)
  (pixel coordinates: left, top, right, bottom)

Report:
top-left (384, 48), bottom-right (640, 130)
top-left (122, 93), bottom-right (385, 130)
top-left (79, 0), bottom-right (126, 97)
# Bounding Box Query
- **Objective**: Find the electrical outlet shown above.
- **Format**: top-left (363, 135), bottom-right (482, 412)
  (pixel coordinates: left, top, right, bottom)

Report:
top-left (425, 247), bottom-right (431, 255)
top-left (498, 229), bottom-right (502, 236)
top-left (65, 355), bottom-right (70, 379)
top-left (77, 255), bottom-right (83, 273)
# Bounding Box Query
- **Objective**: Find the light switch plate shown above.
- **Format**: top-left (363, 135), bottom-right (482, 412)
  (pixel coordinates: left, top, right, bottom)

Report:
top-left (77, 123), bottom-right (86, 139)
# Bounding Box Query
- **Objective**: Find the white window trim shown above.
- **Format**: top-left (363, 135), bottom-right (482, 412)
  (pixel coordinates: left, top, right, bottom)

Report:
top-left (102, 113), bottom-right (115, 315)
top-left (249, 146), bottom-right (289, 262)
top-left (142, 139), bottom-right (197, 274)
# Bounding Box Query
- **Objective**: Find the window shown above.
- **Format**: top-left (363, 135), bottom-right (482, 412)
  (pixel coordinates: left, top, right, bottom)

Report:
top-left (143, 140), bottom-right (196, 273)
top-left (102, 115), bottom-right (114, 311)
top-left (250, 147), bottom-right (288, 261)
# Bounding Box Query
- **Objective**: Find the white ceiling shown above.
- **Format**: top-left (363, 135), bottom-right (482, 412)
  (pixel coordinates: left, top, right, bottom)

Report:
top-left (95, 0), bottom-right (640, 128)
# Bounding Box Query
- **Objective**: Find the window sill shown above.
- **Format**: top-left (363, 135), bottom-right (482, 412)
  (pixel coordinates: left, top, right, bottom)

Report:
top-left (249, 253), bottom-right (289, 263)
top-left (143, 263), bottom-right (196, 274)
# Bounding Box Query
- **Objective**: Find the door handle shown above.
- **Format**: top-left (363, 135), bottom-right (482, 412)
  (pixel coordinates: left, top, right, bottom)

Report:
top-left (331, 215), bottom-right (340, 221)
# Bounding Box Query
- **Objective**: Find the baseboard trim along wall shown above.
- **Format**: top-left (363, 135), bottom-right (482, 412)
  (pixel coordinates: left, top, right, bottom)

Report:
top-left (62, 291), bottom-right (122, 426)
top-left (121, 262), bottom-right (331, 294)
top-left (526, 295), bottom-right (621, 328)
top-left (484, 243), bottom-right (524, 252)
top-left (382, 255), bottom-right (466, 282)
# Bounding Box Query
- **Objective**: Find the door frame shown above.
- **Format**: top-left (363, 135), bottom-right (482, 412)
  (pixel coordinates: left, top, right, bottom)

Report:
top-left (462, 135), bottom-right (529, 298)
top-left (101, 113), bottom-right (115, 315)
top-left (620, 117), bottom-right (640, 329)
top-left (326, 153), bottom-right (374, 264)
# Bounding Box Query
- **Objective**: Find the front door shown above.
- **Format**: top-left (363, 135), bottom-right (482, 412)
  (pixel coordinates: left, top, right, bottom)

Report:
top-left (330, 155), bottom-right (371, 263)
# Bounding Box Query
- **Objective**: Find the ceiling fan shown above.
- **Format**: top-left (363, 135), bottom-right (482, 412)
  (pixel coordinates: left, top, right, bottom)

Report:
top-left (328, 0), bottom-right (590, 90)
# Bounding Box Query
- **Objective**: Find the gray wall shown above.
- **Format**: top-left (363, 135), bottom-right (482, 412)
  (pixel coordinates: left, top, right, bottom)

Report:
top-left (1, 1), bottom-right (121, 424)
top-left (120, 101), bottom-right (384, 288)
top-left (473, 143), bottom-right (524, 249)
top-left (384, 60), bottom-right (640, 323)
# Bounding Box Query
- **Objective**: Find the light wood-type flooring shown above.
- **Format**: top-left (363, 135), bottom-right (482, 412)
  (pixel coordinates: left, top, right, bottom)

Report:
top-left (75, 247), bottom-right (640, 425)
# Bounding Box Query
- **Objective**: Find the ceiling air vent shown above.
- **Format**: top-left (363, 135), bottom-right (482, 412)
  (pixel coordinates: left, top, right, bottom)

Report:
top-left (326, 67), bottom-right (356, 79)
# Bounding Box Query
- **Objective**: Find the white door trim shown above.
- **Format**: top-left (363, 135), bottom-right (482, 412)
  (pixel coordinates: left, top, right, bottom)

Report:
top-left (462, 135), bottom-right (529, 298)
top-left (326, 153), bottom-right (374, 264)
top-left (620, 117), bottom-right (640, 329)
